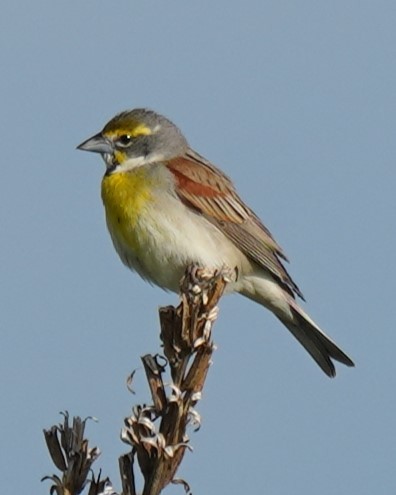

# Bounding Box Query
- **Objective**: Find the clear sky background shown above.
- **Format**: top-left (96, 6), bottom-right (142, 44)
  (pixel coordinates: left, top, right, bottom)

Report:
top-left (1, 1), bottom-right (395, 494)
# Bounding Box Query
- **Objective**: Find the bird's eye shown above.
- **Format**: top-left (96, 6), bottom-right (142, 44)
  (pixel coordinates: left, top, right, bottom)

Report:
top-left (117, 134), bottom-right (132, 147)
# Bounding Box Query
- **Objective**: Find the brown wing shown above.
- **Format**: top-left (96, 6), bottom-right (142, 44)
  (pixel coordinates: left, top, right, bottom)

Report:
top-left (166, 149), bottom-right (304, 299)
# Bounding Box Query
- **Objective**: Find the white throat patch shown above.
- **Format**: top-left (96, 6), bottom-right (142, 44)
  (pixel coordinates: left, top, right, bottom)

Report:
top-left (104, 153), bottom-right (166, 173)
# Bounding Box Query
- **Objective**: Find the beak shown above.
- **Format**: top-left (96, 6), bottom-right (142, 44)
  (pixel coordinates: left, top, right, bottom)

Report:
top-left (76, 133), bottom-right (113, 154)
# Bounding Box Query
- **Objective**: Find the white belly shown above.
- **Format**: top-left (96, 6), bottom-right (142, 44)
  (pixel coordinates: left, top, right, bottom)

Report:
top-left (107, 192), bottom-right (249, 292)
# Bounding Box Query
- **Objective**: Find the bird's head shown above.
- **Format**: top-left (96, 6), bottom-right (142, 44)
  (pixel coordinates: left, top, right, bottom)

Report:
top-left (77, 108), bottom-right (188, 173)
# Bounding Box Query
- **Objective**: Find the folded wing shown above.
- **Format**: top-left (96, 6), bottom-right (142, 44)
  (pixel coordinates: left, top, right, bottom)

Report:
top-left (166, 149), bottom-right (304, 299)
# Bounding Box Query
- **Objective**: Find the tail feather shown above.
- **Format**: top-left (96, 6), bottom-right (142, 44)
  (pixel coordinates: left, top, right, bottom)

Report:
top-left (239, 273), bottom-right (354, 377)
top-left (279, 301), bottom-right (354, 377)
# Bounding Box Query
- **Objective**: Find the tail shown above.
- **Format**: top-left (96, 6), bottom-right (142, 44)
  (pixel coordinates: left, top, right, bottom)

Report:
top-left (278, 298), bottom-right (354, 377)
top-left (239, 273), bottom-right (354, 377)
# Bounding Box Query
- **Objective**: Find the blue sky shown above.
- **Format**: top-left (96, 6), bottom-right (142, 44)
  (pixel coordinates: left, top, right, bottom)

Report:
top-left (1, 1), bottom-right (395, 493)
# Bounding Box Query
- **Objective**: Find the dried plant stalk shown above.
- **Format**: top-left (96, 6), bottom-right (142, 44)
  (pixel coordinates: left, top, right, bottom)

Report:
top-left (42, 412), bottom-right (112, 495)
top-left (43, 266), bottom-right (228, 495)
top-left (120, 265), bottom-right (229, 495)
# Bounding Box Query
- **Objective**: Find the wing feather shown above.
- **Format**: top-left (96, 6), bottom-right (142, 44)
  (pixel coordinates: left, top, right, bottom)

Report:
top-left (166, 150), bottom-right (304, 299)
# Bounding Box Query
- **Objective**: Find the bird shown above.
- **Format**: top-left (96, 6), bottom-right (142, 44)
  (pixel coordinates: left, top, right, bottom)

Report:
top-left (77, 108), bottom-right (354, 377)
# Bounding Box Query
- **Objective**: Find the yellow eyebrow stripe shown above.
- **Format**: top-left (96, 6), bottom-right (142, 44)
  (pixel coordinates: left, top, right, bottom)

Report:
top-left (103, 119), bottom-right (152, 138)
top-left (126, 123), bottom-right (152, 137)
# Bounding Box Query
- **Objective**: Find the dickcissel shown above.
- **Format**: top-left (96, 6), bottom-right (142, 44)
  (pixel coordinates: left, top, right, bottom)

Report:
top-left (77, 108), bottom-right (354, 377)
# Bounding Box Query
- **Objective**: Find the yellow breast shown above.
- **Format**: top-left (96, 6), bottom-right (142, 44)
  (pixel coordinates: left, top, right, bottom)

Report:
top-left (101, 169), bottom-right (153, 254)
